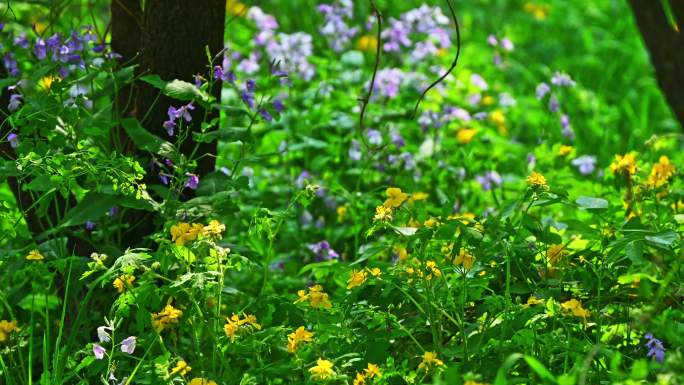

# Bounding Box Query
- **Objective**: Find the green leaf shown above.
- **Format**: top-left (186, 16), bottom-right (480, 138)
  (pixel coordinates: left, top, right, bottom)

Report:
top-left (59, 191), bottom-right (158, 228)
top-left (121, 118), bottom-right (176, 158)
top-left (645, 229), bottom-right (678, 248)
top-left (575, 196), bottom-right (609, 209)
top-left (523, 355), bottom-right (557, 383)
top-left (193, 127), bottom-right (250, 143)
top-left (19, 294), bottom-right (60, 311)
top-left (140, 75), bottom-right (211, 102)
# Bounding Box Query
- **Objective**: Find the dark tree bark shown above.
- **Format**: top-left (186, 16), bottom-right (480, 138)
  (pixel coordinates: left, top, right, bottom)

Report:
top-left (109, 0), bottom-right (225, 248)
top-left (628, 0), bottom-right (684, 127)
top-left (135, 0), bottom-right (225, 176)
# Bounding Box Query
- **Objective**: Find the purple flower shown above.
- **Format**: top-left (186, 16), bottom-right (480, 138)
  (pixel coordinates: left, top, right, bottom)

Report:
top-left (108, 206), bottom-right (119, 217)
top-left (561, 114), bottom-right (575, 140)
top-left (159, 173), bottom-right (170, 185)
top-left (501, 37), bottom-right (514, 51)
top-left (246, 79), bottom-right (257, 93)
top-left (366, 129), bottom-right (383, 146)
top-left (238, 52), bottom-right (261, 74)
top-left (34, 38), bottom-right (47, 60)
top-left (374, 68), bottom-right (404, 98)
top-left (308, 240), bottom-right (339, 261)
top-left (241, 91), bottom-right (255, 109)
top-left (121, 336), bottom-right (136, 354)
top-left (318, 0), bottom-right (358, 52)
top-left (14, 32), bottom-right (29, 49)
top-left (7, 133), bottom-right (18, 148)
top-left (295, 171), bottom-right (310, 189)
top-left (194, 74), bottom-right (203, 88)
top-left (8, 94), bottom-right (22, 112)
top-left (645, 333), bottom-right (665, 362)
top-left (163, 120), bottom-right (176, 137)
top-left (390, 128), bottom-right (405, 148)
top-left (85, 221), bottom-right (96, 231)
top-left (93, 344), bottom-right (106, 360)
top-left (571, 155), bottom-right (596, 175)
top-left (185, 173), bottom-right (199, 190)
top-left (548, 94), bottom-right (560, 113)
top-left (535, 83), bottom-right (550, 100)
top-left (3, 53), bottom-right (19, 77)
top-left (527, 153), bottom-right (537, 168)
top-left (273, 98), bottom-right (284, 113)
top-left (487, 35), bottom-right (498, 46)
top-left (470, 74), bottom-right (489, 90)
top-left (259, 108), bottom-right (273, 121)
top-left (475, 171), bottom-right (503, 191)
top-left (97, 325), bottom-right (113, 342)
top-left (551, 72), bottom-right (576, 87)
top-left (349, 139), bottom-right (362, 161)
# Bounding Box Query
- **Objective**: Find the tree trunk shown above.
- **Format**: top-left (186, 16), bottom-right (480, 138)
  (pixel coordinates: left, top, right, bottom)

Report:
top-left (628, 0), bottom-right (684, 127)
top-left (136, 0), bottom-right (224, 176)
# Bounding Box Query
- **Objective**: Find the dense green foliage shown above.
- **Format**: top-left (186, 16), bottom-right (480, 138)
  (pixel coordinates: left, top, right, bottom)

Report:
top-left (1, 1), bottom-right (683, 384)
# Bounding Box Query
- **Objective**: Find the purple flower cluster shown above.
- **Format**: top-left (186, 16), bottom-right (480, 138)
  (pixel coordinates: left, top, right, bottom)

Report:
top-left (163, 102), bottom-right (194, 136)
top-left (536, 71), bottom-right (576, 140)
top-left (645, 333), bottom-right (665, 362)
top-left (308, 240), bottom-right (339, 261)
top-left (571, 155), bottom-right (597, 175)
top-left (246, 6), bottom-right (315, 81)
top-left (475, 171), bottom-right (503, 191)
top-left (318, 0), bottom-right (358, 52)
top-left (381, 5), bottom-right (452, 62)
top-left (373, 68), bottom-right (405, 98)
top-left (487, 34), bottom-right (514, 66)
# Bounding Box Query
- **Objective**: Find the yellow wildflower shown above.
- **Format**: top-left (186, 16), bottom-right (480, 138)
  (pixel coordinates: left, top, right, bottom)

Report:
top-left (558, 145), bottom-right (573, 157)
top-left (309, 358), bottom-right (335, 381)
top-left (224, 313), bottom-right (261, 342)
top-left (353, 372), bottom-right (367, 385)
top-left (151, 304), bottom-right (183, 332)
top-left (424, 217), bottom-right (441, 228)
top-left (383, 187), bottom-right (408, 208)
top-left (113, 275), bottom-right (135, 293)
top-left (425, 260), bottom-right (442, 279)
top-left (347, 269), bottom-right (367, 289)
top-left (454, 248), bottom-right (476, 269)
top-left (547, 244), bottom-right (568, 266)
top-left (418, 351), bottom-right (444, 372)
top-left (408, 192), bottom-right (429, 203)
top-left (482, 95), bottom-right (495, 106)
top-left (364, 363), bottom-right (381, 378)
top-left (38, 75), bottom-right (58, 91)
top-left (287, 326), bottom-right (314, 353)
top-left (393, 245), bottom-right (408, 261)
top-left (170, 222), bottom-right (203, 246)
top-left (490, 110), bottom-right (507, 134)
top-left (226, 1), bottom-right (248, 16)
top-left (26, 249), bottom-right (45, 261)
top-left (373, 205), bottom-right (393, 222)
top-left (0, 320), bottom-right (19, 342)
top-left (524, 2), bottom-right (549, 20)
top-left (524, 295), bottom-right (544, 308)
top-left (610, 153), bottom-right (637, 176)
top-left (203, 220), bottom-right (225, 237)
top-left (647, 155), bottom-right (676, 188)
top-left (357, 35), bottom-right (378, 52)
top-left (526, 171), bottom-right (548, 188)
top-left (171, 360), bottom-right (191, 377)
top-left (189, 378), bottom-right (217, 385)
top-left (295, 285), bottom-right (332, 310)
top-left (337, 205), bottom-right (349, 221)
top-left (457, 128), bottom-right (477, 144)
top-left (561, 299), bottom-right (590, 321)
top-left (368, 267), bottom-right (382, 277)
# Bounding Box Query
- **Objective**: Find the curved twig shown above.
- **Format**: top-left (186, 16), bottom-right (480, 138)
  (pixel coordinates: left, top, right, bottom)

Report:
top-left (357, 0), bottom-right (383, 152)
top-left (411, 0), bottom-right (461, 119)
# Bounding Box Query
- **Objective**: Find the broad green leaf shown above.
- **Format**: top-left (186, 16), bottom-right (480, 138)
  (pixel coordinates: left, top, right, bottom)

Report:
top-left (140, 75), bottom-right (211, 102)
top-left (19, 294), bottom-right (60, 311)
top-left (576, 196), bottom-right (609, 209)
top-left (121, 118), bottom-right (176, 158)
